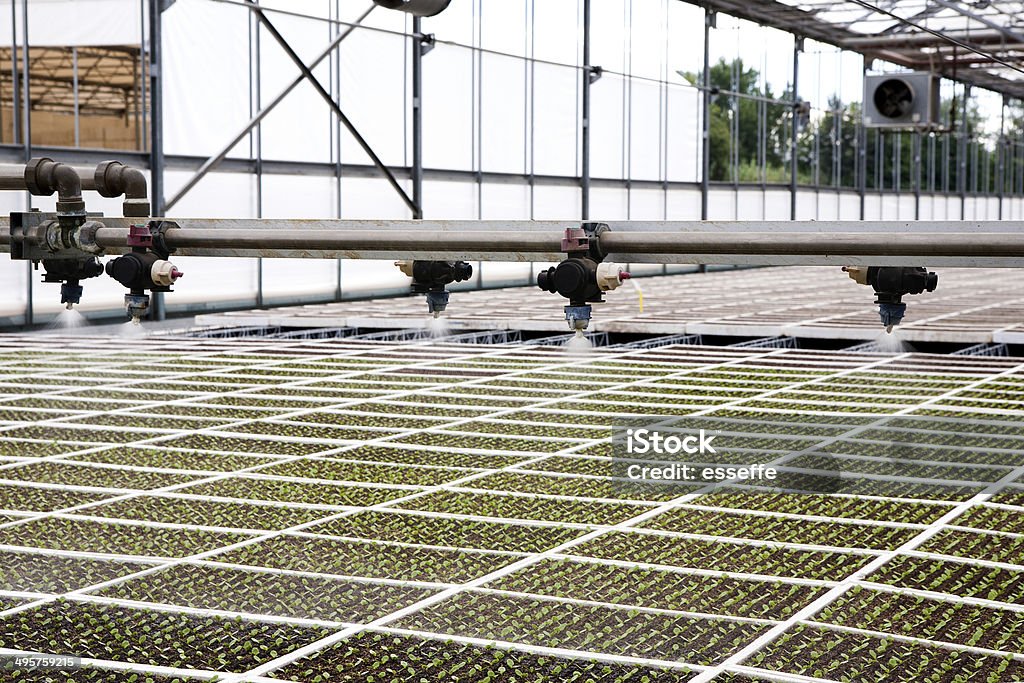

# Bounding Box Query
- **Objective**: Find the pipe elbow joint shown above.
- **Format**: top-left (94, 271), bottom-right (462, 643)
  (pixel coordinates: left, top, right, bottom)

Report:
top-left (95, 161), bottom-right (150, 217)
top-left (25, 157), bottom-right (85, 215)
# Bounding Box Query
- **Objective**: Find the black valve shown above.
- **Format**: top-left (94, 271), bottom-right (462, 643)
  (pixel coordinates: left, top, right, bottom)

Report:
top-left (846, 265), bottom-right (938, 332)
top-left (396, 260), bottom-right (473, 317)
top-left (106, 252), bottom-right (158, 291)
top-left (409, 260), bottom-right (473, 294)
top-left (106, 224), bottom-right (184, 322)
top-left (41, 257), bottom-right (104, 309)
top-left (870, 266), bottom-right (938, 298)
top-left (536, 224), bottom-right (630, 333)
top-left (537, 258), bottom-right (601, 306)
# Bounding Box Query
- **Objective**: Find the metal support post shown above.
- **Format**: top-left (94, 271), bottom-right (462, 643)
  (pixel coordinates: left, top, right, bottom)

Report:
top-left (959, 85), bottom-right (970, 220)
top-left (581, 0), bottom-right (592, 221)
top-left (790, 36), bottom-right (802, 220)
top-left (412, 16), bottom-right (425, 219)
top-left (149, 0), bottom-right (167, 320)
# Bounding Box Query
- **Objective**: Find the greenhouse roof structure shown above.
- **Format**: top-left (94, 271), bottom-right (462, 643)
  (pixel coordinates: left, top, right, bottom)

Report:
top-left (700, 0), bottom-right (1024, 98)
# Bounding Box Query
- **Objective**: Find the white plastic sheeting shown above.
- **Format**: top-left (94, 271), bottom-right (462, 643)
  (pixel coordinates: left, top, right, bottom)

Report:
top-left (0, 0), bottom-right (1017, 323)
top-left (0, 0), bottom-right (142, 47)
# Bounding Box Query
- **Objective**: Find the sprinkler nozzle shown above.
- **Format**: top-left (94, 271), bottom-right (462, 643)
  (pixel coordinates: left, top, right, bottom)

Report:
top-left (124, 293), bottom-right (150, 322)
top-left (879, 302), bottom-right (907, 333)
top-left (398, 260), bottom-right (472, 317)
top-left (564, 304), bottom-right (592, 332)
top-left (425, 290), bottom-right (450, 316)
top-left (59, 282), bottom-right (85, 308)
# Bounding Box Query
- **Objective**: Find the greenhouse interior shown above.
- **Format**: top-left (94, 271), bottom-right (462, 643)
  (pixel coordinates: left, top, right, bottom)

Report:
top-left (0, 0), bottom-right (1023, 681)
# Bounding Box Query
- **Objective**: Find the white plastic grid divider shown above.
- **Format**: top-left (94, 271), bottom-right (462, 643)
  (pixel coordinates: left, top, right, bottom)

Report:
top-left (855, 580), bottom-right (1024, 613)
top-left (687, 356), bottom-right (1024, 682)
top-left (901, 548), bottom-right (1024, 572)
top-left (2, 339), bottom-right (1024, 679)
top-left (798, 618), bottom-right (1024, 661)
top-left (231, 349), bottom-right (916, 680)
top-left (0, 338), bottom-right (803, 678)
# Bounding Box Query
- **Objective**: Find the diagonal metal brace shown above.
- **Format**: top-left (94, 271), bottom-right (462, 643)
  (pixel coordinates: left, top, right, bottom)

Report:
top-left (246, 0), bottom-right (420, 217)
top-left (164, 4), bottom-right (375, 212)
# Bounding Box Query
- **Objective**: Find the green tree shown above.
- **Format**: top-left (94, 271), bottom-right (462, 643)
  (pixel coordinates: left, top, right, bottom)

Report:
top-left (682, 57), bottom-right (789, 182)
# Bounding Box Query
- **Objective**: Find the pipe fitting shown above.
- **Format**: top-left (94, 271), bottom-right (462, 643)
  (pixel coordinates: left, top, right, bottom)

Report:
top-left (25, 157), bottom-right (85, 215)
top-left (150, 260), bottom-right (184, 287)
top-left (596, 262), bottom-right (630, 292)
top-left (70, 221), bottom-right (106, 255)
top-left (94, 161), bottom-right (150, 217)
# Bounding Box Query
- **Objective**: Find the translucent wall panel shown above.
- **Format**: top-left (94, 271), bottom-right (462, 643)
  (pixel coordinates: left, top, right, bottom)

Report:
top-left (532, 64), bottom-right (578, 177)
top-left (256, 5), bottom-right (332, 164)
top-left (630, 79), bottom-right (662, 182)
top-left (163, 1), bottom-right (250, 157)
top-left (532, 0), bottom-right (579, 66)
top-left (339, 30), bottom-right (409, 167)
top-left (629, 0), bottom-right (667, 82)
top-left (897, 196), bottom-right (915, 220)
top-left (480, 183), bottom-right (531, 219)
top-left (795, 192), bottom-right (816, 220)
top-left (162, 171), bottom-right (259, 307)
top-left (340, 177), bottom-right (412, 220)
top-left (666, 188), bottom-right (701, 219)
top-left (818, 192), bottom-right (841, 220)
top-left (963, 197), bottom-right (978, 220)
top-left (880, 195), bottom-right (900, 219)
top-left (708, 189), bottom-right (737, 219)
top-left (987, 197), bottom-right (1001, 219)
top-left (918, 195), bottom-right (934, 220)
top-left (839, 192), bottom-right (860, 219)
top-left (3, 0), bottom-right (141, 47)
top-left (0, 192), bottom-right (27, 319)
top-left (423, 179), bottom-right (477, 218)
top-left (339, 259), bottom-right (408, 299)
top-left (533, 185), bottom-right (580, 220)
top-left (630, 188), bottom-right (666, 220)
top-left (0, 260), bottom-right (28, 320)
top-left (1009, 197), bottom-right (1023, 220)
top-left (423, 45), bottom-right (473, 171)
top-left (736, 189), bottom-right (765, 220)
top-left (864, 194), bottom-right (882, 220)
top-left (591, 187), bottom-right (629, 220)
top-left (260, 175), bottom-right (339, 301)
top-left (666, 87), bottom-right (701, 183)
top-left (481, 53), bottom-right (527, 174)
top-left (591, 0), bottom-right (627, 74)
top-left (481, 0), bottom-right (528, 59)
top-left (591, 76), bottom-right (626, 180)
top-left (765, 190), bottom-right (790, 219)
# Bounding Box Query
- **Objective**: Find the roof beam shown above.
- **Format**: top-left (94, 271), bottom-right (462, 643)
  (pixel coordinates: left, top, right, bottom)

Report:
top-left (927, 0), bottom-right (1024, 46)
